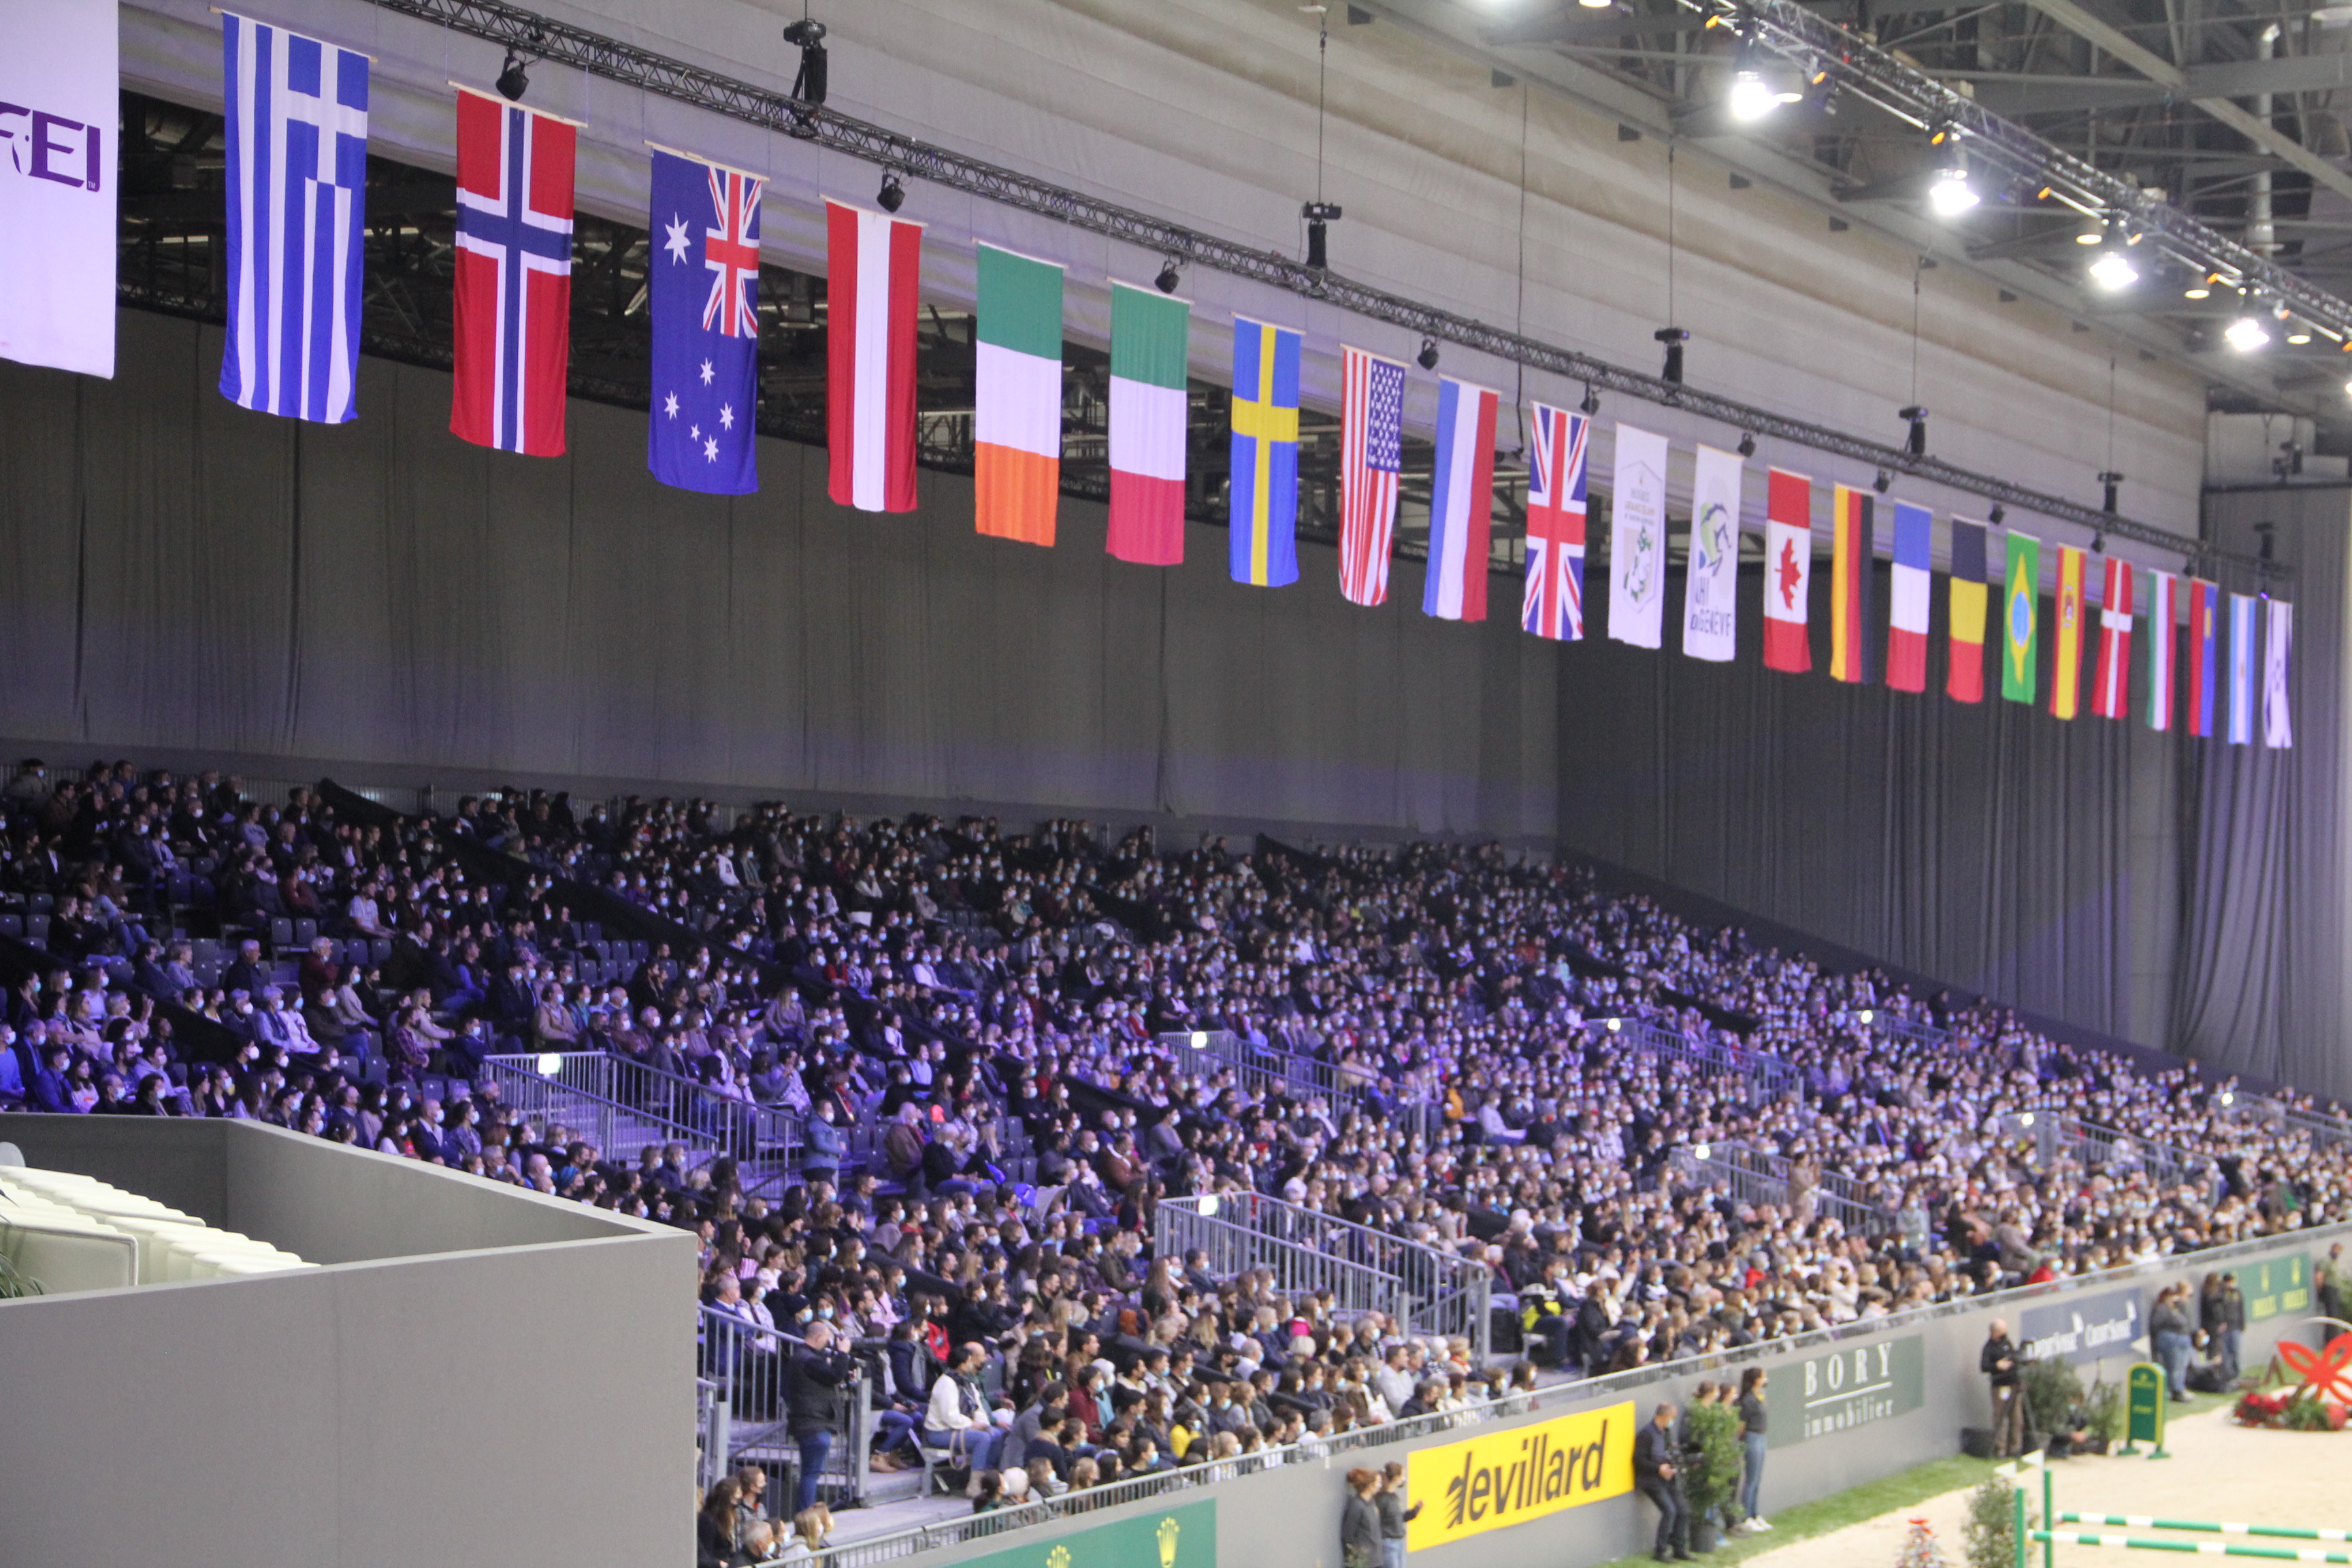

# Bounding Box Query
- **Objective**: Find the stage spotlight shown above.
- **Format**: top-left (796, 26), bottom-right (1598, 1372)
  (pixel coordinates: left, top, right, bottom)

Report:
top-left (1417, 338), bottom-right (1440, 370)
top-left (877, 172), bottom-right (905, 212)
top-left (1872, 468), bottom-right (1892, 493)
top-left (2091, 530), bottom-right (2107, 553)
top-left (2226, 298), bottom-right (2272, 352)
top-left (1899, 404), bottom-right (1928, 457)
top-left (2087, 229), bottom-right (2139, 292)
top-left (1989, 503), bottom-right (2005, 525)
top-left (1927, 132), bottom-right (1976, 216)
top-left (1654, 326), bottom-right (1688, 384)
top-left (783, 18), bottom-right (829, 105)
top-left (1156, 257), bottom-right (1182, 293)
top-left (1728, 68), bottom-right (1778, 122)
top-left (2343, 376), bottom-right (2352, 398)
top-left (1726, 42), bottom-right (1803, 122)
top-left (1579, 385), bottom-right (1600, 416)
top-left (1303, 201), bottom-right (1342, 271)
top-left (497, 48), bottom-right (530, 101)
top-left (1737, 432), bottom-right (1756, 457)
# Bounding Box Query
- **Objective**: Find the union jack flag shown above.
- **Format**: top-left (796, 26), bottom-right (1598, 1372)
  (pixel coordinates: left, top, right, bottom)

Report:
top-left (1523, 403), bottom-right (1589, 641)
top-left (451, 88), bottom-right (575, 456)
top-left (700, 165), bottom-right (761, 337)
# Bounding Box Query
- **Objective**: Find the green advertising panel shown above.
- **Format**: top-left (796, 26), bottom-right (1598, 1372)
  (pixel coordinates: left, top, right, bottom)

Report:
top-left (953, 1500), bottom-right (1214, 1568)
top-left (1764, 1335), bottom-right (1926, 1448)
top-left (2243, 1255), bottom-right (2312, 1322)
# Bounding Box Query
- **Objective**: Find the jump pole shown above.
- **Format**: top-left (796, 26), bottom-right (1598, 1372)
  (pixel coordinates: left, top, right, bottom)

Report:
top-left (2031, 1531), bottom-right (2352, 1563)
top-left (2060, 1517), bottom-right (2352, 1546)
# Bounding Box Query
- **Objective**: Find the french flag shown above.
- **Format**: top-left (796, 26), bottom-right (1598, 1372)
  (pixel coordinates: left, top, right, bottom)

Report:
top-left (1422, 376), bottom-right (1496, 621)
top-left (450, 88), bottom-right (575, 456)
top-left (1886, 502), bottom-right (1931, 693)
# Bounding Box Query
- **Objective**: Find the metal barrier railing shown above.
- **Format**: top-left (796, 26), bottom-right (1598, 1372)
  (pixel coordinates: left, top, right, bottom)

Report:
top-left (1681, 1139), bottom-right (1897, 1235)
top-left (696, 1376), bottom-right (730, 1496)
top-left (1156, 1191), bottom-right (1491, 1360)
top-left (481, 1052), bottom-right (803, 1180)
top-left (697, 1303), bottom-right (872, 1512)
top-left (1166, 1029), bottom-right (1443, 1139)
top-left (1997, 1110), bottom-right (2209, 1192)
top-left (2226, 1090), bottom-right (2352, 1153)
top-left (1593, 1017), bottom-right (1800, 1105)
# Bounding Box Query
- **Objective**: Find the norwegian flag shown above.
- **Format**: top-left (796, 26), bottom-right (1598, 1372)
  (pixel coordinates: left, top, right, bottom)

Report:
top-left (451, 88), bottom-right (575, 456)
top-left (1523, 402), bottom-right (1589, 641)
top-left (1338, 346), bottom-right (1406, 606)
top-left (2089, 555), bottom-right (2134, 719)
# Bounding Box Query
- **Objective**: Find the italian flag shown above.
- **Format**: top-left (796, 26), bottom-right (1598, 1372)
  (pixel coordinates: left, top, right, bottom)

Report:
top-left (825, 199), bottom-right (922, 513)
top-left (1106, 281), bottom-right (1190, 566)
top-left (974, 243), bottom-right (1064, 546)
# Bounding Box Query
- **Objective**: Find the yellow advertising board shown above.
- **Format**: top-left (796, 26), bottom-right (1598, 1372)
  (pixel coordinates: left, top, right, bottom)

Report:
top-left (1403, 1401), bottom-right (1635, 1552)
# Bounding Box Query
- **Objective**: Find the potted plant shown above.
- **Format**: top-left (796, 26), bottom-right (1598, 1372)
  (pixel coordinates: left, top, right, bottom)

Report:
top-left (2081, 1377), bottom-right (2122, 1454)
top-left (2020, 1353), bottom-right (2084, 1454)
top-left (1963, 1475), bottom-right (2036, 1568)
top-left (1679, 1401), bottom-right (1744, 1554)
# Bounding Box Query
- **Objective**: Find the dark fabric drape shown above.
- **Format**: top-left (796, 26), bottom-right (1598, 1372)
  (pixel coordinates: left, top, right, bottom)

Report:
top-left (0, 311), bottom-right (1555, 840)
top-left (1558, 555), bottom-right (2180, 1049)
top-left (2170, 491), bottom-right (2351, 1095)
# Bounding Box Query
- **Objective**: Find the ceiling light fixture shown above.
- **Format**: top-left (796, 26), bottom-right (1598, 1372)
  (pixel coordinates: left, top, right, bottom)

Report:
top-left (1417, 338), bottom-right (1440, 370)
top-left (2226, 294), bottom-right (2272, 352)
top-left (2087, 223), bottom-right (2139, 292)
top-left (1927, 133), bottom-right (1978, 217)
top-left (496, 48), bottom-right (530, 101)
top-left (1155, 257), bottom-right (1182, 293)
top-left (877, 172), bottom-right (905, 212)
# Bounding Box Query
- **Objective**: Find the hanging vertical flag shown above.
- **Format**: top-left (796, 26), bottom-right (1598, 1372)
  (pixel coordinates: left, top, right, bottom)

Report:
top-left (1827, 485), bottom-right (1876, 684)
top-left (1609, 425), bottom-right (1670, 649)
top-left (1522, 402), bottom-right (1590, 641)
top-left (1762, 468), bottom-right (1814, 673)
top-left (2048, 544), bottom-right (2087, 720)
top-left (2264, 599), bottom-right (2294, 749)
top-left (2143, 568), bottom-right (2178, 732)
top-left (0, 0), bottom-right (116, 378)
top-left (1885, 502), bottom-right (1931, 693)
top-left (1680, 443), bottom-right (1742, 662)
top-left (1337, 345), bottom-right (1406, 606)
top-left (219, 13), bottom-right (370, 424)
top-left (825, 198), bottom-right (921, 513)
top-left (2001, 531), bottom-right (2040, 704)
top-left (451, 87), bottom-right (576, 456)
top-left (974, 243), bottom-right (1064, 545)
top-left (1947, 519), bottom-right (1990, 703)
top-left (1422, 376), bottom-right (1497, 621)
top-left (1106, 281), bottom-right (1189, 566)
top-left (646, 149), bottom-right (762, 495)
top-left (1230, 316), bottom-right (1301, 587)
top-left (2089, 556), bottom-right (2134, 720)
top-left (2227, 591), bottom-right (2258, 745)
top-left (2187, 576), bottom-right (2220, 738)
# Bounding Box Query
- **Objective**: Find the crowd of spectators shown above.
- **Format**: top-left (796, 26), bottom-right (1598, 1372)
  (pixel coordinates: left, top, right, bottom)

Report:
top-left (5, 756), bottom-right (2351, 1545)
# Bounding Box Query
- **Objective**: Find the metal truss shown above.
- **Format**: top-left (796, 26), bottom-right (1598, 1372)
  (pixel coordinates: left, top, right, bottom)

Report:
top-left (357, 0), bottom-right (2276, 576)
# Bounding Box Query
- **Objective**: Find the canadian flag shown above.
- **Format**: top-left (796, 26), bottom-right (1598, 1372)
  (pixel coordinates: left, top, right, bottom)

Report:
top-left (825, 198), bottom-right (922, 512)
top-left (1763, 468), bottom-right (1813, 672)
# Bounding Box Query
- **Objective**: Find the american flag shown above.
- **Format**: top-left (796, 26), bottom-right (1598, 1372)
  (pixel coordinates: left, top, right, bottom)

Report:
top-left (1524, 403), bottom-right (1589, 640)
top-left (1338, 346), bottom-right (1406, 606)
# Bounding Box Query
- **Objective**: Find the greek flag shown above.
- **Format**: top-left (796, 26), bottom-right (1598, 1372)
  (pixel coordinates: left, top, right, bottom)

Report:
top-left (219, 12), bottom-right (369, 423)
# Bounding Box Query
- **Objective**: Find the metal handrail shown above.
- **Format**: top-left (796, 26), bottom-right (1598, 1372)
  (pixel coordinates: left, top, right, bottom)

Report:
top-left (1996, 1109), bottom-right (2210, 1191)
top-left (482, 1051), bottom-right (804, 1177)
top-left (1682, 1139), bottom-right (1897, 1235)
top-left (697, 1303), bottom-right (872, 1510)
top-left (1592, 1016), bottom-right (1799, 1105)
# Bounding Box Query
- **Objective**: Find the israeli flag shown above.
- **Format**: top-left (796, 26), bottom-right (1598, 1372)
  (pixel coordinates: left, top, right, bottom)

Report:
top-left (220, 12), bottom-right (369, 423)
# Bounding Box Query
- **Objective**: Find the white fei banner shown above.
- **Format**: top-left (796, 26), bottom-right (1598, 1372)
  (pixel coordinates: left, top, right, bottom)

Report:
top-left (1682, 443), bottom-right (1742, 662)
top-left (0, 0), bottom-right (118, 377)
top-left (1608, 424), bottom-right (1669, 649)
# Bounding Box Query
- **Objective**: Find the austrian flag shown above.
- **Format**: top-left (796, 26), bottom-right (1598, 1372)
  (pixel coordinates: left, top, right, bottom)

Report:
top-left (451, 88), bottom-right (576, 456)
top-left (826, 199), bottom-right (922, 513)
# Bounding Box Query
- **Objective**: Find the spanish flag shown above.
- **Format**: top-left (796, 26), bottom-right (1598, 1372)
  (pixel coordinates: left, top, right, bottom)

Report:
top-left (2048, 544), bottom-right (2086, 719)
top-left (1946, 519), bottom-right (1989, 703)
top-left (1828, 485), bottom-right (1876, 683)
top-left (2001, 531), bottom-right (2040, 704)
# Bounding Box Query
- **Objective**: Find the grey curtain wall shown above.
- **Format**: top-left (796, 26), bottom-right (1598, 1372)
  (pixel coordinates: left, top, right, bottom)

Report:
top-left (1557, 559), bottom-right (2181, 1051)
top-left (0, 311), bottom-right (1554, 840)
top-left (2170, 491), bottom-right (2352, 1094)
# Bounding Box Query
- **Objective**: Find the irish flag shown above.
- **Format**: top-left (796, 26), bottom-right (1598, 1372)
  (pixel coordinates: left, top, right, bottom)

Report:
top-left (1107, 281), bottom-right (1189, 565)
top-left (975, 243), bottom-right (1064, 545)
top-left (826, 199), bottom-right (921, 513)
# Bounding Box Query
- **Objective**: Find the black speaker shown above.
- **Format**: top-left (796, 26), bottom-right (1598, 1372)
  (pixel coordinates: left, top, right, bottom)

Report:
top-left (1959, 1426), bottom-right (1995, 1459)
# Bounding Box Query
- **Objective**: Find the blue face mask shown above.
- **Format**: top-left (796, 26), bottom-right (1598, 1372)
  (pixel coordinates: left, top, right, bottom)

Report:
top-left (819, 1306), bottom-right (835, 1320)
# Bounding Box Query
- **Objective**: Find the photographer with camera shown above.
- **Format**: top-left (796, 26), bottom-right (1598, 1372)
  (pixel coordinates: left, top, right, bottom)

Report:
top-left (783, 1318), bottom-right (859, 1516)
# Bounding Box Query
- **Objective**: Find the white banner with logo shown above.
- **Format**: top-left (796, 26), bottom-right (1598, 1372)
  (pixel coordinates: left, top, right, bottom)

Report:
top-left (0, 0), bottom-right (118, 376)
top-left (1607, 424), bottom-right (1669, 649)
top-left (1681, 442), bottom-right (1742, 661)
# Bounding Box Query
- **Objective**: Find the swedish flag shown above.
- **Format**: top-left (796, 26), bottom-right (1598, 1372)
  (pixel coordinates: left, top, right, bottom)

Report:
top-left (1228, 316), bottom-right (1301, 586)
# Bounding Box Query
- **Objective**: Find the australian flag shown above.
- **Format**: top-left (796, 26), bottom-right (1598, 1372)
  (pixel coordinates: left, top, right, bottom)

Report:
top-left (219, 12), bottom-right (369, 423)
top-left (649, 150), bottom-right (763, 494)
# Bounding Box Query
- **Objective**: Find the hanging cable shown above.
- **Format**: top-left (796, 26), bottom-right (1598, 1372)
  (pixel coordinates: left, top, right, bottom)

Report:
top-left (1302, 12), bottom-right (1341, 272)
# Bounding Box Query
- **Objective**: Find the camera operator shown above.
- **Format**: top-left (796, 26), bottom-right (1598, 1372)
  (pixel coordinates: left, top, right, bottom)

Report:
top-left (784, 1319), bottom-right (860, 1516)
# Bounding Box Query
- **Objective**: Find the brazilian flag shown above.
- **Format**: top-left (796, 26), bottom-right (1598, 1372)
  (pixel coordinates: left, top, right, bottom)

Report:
top-left (2002, 531), bottom-right (2040, 704)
